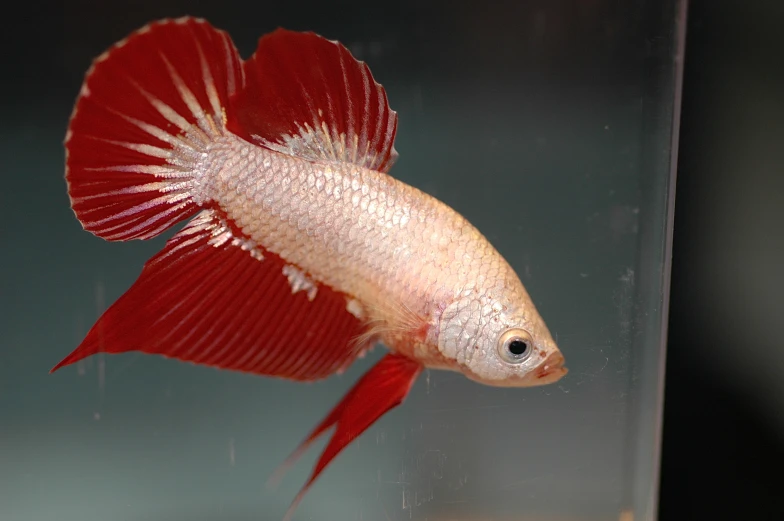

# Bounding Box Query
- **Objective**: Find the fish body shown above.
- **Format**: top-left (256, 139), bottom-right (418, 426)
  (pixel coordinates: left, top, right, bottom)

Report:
top-left (201, 133), bottom-right (555, 383)
top-left (53, 17), bottom-right (566, 518)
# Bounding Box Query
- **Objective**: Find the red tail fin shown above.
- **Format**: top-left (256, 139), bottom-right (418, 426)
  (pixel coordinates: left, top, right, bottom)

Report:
top-left (65, 17), bottom-right (243, 241)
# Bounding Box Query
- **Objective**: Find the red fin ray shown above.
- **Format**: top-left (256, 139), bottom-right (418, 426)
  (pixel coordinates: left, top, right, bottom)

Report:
top-left (66, 18), bottom-right (243, 241)
top-left (275, 353), bottom-right (423, 521)
top-left (51, 209), bottom-right (367, 381)
top-left (229, 29), bottom-right (399, 173)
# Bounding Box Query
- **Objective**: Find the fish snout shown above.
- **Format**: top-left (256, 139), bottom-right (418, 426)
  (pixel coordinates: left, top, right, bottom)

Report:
top-left (533, 351), bottom-right (568, 385)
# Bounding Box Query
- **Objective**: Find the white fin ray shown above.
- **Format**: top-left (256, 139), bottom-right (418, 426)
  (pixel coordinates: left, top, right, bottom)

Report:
top-left (160, 52), bottom-right (221, 138)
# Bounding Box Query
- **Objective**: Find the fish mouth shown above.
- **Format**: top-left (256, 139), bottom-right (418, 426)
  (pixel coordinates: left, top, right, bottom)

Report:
top-left (464, 350), bottom-right (568, 388)
top-left (533, 351), bottom-right (568, 385)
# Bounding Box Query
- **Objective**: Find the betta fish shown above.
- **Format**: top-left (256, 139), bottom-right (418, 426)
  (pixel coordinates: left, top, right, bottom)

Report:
top-left (52, 17), bottom-right (567, 519)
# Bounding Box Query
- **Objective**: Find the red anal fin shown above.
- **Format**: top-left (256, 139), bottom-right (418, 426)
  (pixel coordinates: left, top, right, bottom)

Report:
top-left (279, 353), bottom-right (423, 521)
top-left (229, 29), bottom-right (399, 173)
top-left (51, 209), bottom-right (367, 381)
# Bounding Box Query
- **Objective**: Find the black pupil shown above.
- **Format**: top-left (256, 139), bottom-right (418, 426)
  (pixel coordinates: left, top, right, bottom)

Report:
top-left (508, 339), bottom-right (528, 356)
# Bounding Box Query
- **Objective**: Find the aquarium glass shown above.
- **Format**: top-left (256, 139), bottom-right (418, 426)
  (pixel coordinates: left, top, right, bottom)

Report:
top-left (1, 1), bottom-right (684, 520)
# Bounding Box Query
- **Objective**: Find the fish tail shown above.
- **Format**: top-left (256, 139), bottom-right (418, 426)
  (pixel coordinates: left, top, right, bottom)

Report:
top-left (65, 17), bottom-right (243, 241)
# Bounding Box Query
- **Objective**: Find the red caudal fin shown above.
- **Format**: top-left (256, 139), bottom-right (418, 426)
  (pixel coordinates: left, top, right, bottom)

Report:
top-left (277, 353), bottom-right (422, 521)
top-left (229, 28), bottom-right (399, 172)
top-left (65, 17), bottom-right (242, 241)
top-left (51, 209), bottom-right (368, 380)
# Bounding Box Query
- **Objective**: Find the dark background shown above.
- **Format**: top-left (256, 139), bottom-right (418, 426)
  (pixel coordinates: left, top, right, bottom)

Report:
top-left (660, 1), bottom-right (784, 520)
top-left (1, 0), bottom-right (782, 520)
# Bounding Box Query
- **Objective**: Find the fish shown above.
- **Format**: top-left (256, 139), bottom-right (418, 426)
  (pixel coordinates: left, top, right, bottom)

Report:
top-left (52, 17), bottom-right (567, 519)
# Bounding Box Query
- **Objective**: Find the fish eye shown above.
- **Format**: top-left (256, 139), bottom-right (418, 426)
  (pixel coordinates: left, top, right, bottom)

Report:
top-left (497, 329), bottom-right (533, 364)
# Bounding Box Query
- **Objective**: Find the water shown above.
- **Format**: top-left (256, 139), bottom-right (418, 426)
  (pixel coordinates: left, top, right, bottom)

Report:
top-left (0, 1), bottom-right (683, 520)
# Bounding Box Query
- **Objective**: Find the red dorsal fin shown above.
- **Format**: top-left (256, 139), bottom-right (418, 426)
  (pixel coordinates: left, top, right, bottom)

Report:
top-left (66, 17), bottom-right (243, 241)
top-left (51, 209), bottom-right (367, 380)
top-left (276, 353), bottom-right (422, 521)
top-left (228, 29), bottom-right (399, 173)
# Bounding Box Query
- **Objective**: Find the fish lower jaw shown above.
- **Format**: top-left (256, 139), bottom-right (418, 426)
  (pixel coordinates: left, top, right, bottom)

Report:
top-left (460, 352), bottom-right (568, 388)
top-left (528, 351), bottom-right (568, 386)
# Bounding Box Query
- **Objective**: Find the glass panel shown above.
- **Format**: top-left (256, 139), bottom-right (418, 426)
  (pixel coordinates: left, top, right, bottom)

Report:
top-left (1, 1), bottom-right (683, 520)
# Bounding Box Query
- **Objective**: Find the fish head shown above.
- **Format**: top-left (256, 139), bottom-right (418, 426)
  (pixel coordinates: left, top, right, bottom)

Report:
top-left (436, 275), bottom-right (566, 388)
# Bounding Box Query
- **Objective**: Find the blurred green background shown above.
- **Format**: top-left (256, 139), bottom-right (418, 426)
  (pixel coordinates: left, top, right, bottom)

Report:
top-left (6, 1), bottom-right (780, 521)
